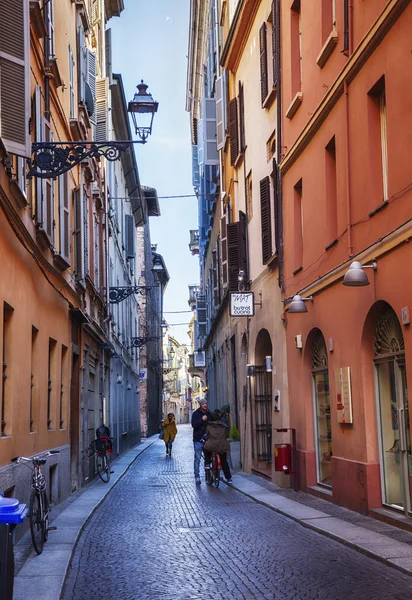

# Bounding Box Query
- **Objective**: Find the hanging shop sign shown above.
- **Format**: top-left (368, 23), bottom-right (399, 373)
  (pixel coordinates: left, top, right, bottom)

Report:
top-left (230, 292), bottom-right (255, 317)
top-left (335, 367), bottom-right (353, 424)
top-left (139, 369), bottom-right (147, 380)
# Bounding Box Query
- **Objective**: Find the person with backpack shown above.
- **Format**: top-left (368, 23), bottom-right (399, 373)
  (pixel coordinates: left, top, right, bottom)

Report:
top-left (162, 413), bottom-right (177, 456)
top-left (191, 397), bottom-right (212, 484)
top-left (204, 409), bottom-right (232, 483)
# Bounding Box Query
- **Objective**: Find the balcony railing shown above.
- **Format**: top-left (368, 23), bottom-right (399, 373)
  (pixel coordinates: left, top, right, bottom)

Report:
top-left (189, 229), bottom-right (199, 256)
top-left (188, 284), bottom-right (200, 310)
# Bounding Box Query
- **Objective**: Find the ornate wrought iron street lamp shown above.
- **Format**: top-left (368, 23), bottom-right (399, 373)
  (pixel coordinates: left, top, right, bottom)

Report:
top-left (27, 80), bottom-right (158, 179)
top-left (108, 285), bottom-right (158, 304)
top-left (129, 336), bottom-right (159, 348)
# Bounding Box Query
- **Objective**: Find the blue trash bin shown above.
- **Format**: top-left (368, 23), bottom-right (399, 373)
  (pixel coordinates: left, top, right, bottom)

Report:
top-left (0, 493), bottom-right (28, 600)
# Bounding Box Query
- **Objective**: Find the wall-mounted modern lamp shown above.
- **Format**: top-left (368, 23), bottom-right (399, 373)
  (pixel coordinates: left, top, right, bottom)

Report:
top-left (342, 261), bottom-right (377, 287)
top-left (286, 295), bottom-right (314, 314)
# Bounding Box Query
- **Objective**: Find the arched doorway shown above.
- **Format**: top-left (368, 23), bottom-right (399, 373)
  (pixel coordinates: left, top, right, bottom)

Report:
top-left (250, 330), bottom-right (273, 467)
top-left (311, 331), bottom-right (332, 487)
top-left (374, 304), bottom-right (411, 514)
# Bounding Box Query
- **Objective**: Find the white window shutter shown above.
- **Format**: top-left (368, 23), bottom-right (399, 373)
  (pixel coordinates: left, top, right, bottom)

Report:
top-left (216, 76), bottom-right (225, 150)
top-left (105, 28), bottom-right (112, 83)
top-left (203, 98), bottom-right (219, 165)
top-left (125, 214), bottom-right (135, 259)
top-left (196, 294), bottom-right (207, 338)
top-left (95, 77), bottom-right (108, 142)
top-left (220, 214), bottom-right (228, 289)
top-left (197, 118), bottom-right (204, 166)
top-left (0, 0), bottom-right (30, 157)
top-left (34, 85), bottom-right (43, 223)
top-left (59, 173), bottom-right (70, 264)
top-left (86, 49), bottom-right (97, 125)
top-left (78, 24), bottom-right (86, 104)
top-left (73, 187), bottom-right (84, 280)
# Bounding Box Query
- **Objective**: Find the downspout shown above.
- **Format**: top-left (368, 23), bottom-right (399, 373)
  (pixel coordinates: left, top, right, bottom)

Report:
top-left (276, 0), bottom-right (284, 290)
top-left (44, 3), bottom-right (50, 121)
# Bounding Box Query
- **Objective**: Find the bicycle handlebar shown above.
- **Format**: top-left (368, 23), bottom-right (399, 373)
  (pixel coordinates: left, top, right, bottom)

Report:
top-left (11, 450), bottom-right (60, 464)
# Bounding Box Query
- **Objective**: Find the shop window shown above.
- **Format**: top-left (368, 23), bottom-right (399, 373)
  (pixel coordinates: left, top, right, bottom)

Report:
top-left (312, 332), bottom-right (332, 487)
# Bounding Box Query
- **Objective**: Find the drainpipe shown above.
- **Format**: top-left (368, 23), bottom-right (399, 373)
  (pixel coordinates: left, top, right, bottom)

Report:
top-left (276, 0), bottom-right (284, 290)
top-left (44, 3), bottom-right (50, 122)
top-left (344, 79), bottom-right (353, 257)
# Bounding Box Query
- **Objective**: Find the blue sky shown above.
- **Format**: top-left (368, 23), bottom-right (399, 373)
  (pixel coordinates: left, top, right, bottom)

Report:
top-left (110, 0), bottom-right (199, 345)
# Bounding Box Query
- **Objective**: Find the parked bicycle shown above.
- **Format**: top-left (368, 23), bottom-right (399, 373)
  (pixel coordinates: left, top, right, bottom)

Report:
top-left (205, 452), bottom-right (221, 487)
top-left (89, 426), bottom-right (113, 483)
top-left (11, 450), bottom-right (60, 554)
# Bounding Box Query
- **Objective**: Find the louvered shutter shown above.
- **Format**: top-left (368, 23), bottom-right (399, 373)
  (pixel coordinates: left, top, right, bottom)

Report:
top-left (95, 78), bottom-right (108, 142)
top-left (260, 177), bottom-right (272, 264)
top-left (212, 249), bottom-right (219, 308)
top-left (105, 28), bottom-right (112, 82)
top-left (43, 119), bottom-right (54, 242)
top-left (227, 221), bottom-right (240, 291)
top-left (78, 24), bottom-right (86, 104)
top-left (196, 295), bottom-right (207, 338)
top-left (73, 187), bottom-right (83, 279)
top-left (203, 98), bottom-right (219, 165)
top-left (259, 23), bottom-right (268, 104)
top-left (83, 183), bottom-right (89, 276)
top-left (125, 214), bottom-right (135, 259)
top-left (272, 1), bottom-right (277, 87)
top-left (59, 173), bottom-right (70, 264)
top-left (220, 215), bottom-right (228, 289)
top-left (94, 217), bottom-right (99, 287)
top-left (86, 49), bottom-right (97, 125)
top-left (229, 97), bottom-right (238, 166)
top-left (216, 76), bottom-right (225, 150)
top-left (238, 81), bottom-right (245, 153)
top-left (0, 0), bottom-right (30, 156)
top-left (239, 210), bottom-right (248, 281)
top-left (34, 85), bottom-right (43, 223)
top-left (197, 118), bottom-right (204, 166)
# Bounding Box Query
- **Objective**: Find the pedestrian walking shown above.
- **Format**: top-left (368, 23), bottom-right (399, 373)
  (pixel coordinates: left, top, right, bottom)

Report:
top-left (162, 413), bottom-right (177, 456)
top-left (204, 409), bottom-right (232, 483)
top-left (191, 397), bottom-right (212, 484)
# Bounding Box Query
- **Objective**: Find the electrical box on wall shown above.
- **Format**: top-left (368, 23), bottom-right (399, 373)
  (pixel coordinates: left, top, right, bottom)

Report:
top-left (295, 334), bottom-right (303, 349)
top-left (265, 356), bottom-right (272, 372)
top-left (274, 390), bottom-right (280, 412)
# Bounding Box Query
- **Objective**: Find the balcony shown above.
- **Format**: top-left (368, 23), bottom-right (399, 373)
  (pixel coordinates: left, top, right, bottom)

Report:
top-left (105, 0), bottom-right (125, 19)
top-left (188, 284), bottom-right (200, 310)
top-left (189, 229), bottom-right (199, 255)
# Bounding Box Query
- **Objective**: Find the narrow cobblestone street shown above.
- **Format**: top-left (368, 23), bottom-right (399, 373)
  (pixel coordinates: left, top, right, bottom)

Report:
top-left (62, 426), bottom-right (412, 600)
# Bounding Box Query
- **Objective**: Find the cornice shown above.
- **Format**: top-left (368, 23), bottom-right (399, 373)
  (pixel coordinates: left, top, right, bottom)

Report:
top-left (221, 0), bottom-right (262, 72)
top-left (280, 0), bottom-right (410, 174)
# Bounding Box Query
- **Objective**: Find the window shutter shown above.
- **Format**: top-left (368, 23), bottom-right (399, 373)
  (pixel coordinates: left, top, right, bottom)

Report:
top-left (216, 76), bottom-right (225, 150)
top-left (43, 119), bottom-right (54, 242)
top-left (259, 23), bottom-right (268, 104)
top-left (227, 221), bottom-right (240, 291)
top-left (196, 294), bottom-right (207, 338)
top-left (239, 210), bottom-right (248, 281)
top-left (78, 24), bottom-right (86, 104)
top-left (83, 183), bottom-right (89, 276)
top-left (220, 214), bottom-right (228, 289)
top-left (34, 85), bottom-right (43, 223)
top-left (229, 97), bottom-right (238, 166)
top-left (203, 98), bottom-right (219, 165)
top-left (125, 214), bottom-right (135, 259)
top-left (73, 187), bottom-right (84, 279)
top-left (0, 0), bottom-right (30, 156)
top-left (272, 1), bottom-right (277, 87)
top-left (197, 118), bottom-right (204, 166)
top-left (260, 176), bottom-right (272, 264)
top-left (212, 248), bottom-right (219, 308)
top-left (86, 49), bottom-right (97, 125)
top-left (94, 217), bottom-right (99, 287)
top-left (105, 28), bottom-right (112, 82)
top-left (95, 77), bottom-right (108, 142)
top-left (238, 81), bottom-right (245, 153)
top-left (59, 173), bottom-right (70, 264)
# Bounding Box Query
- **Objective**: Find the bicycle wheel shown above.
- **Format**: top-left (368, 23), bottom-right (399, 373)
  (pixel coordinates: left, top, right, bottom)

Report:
top-left (96, 452), bottom-right (110, 482)
top-left (205, 468), bottom-right (213, 485)
top-left (30, 491), bottom-right (45, 554)
top-left (43, 493), bottom-right (49, 542)
top-left (213, 463), bottom-right (220, 487)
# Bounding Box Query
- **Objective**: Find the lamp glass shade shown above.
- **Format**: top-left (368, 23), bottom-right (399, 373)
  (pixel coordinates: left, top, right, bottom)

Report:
top-left (152, 261), bottom-right (163, 272)
top-left (128, 81), bottom-right (159, 115)
top-left (342, 261), bottom-right (370, 286)
top-left (288, 295), bottom-right (308, 313)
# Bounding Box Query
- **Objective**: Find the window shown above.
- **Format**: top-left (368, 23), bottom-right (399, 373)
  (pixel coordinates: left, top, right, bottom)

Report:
top-left (58, 173), bottom-right (70, 266)
top-left (47, 0), bottom-right (55, 59)
top-left (30, 326), bottom-right (38, 433)
top-left (259, 2), bottom-right (277, 107)
top-left (368, 77), bottom-right (388, 206)
top-left (325, 136), bottom-right (337, 243)
top-left (227, 212), bottom-right (248, 291)
top-left (60, 346), bottom-right (68, 429)
top-left (321, 0), bottom-right (335, 45)
top-left (69, 44), bottom-right (75, 119)
top-left (246, 171), bottom-right (253, 221)
top-left (48, 339), bottom-right (57, 429)
top-left (94, 216), bottom-right (100, 288)
top-left (293, 179), bottom-right (303, 270)
top-left (1, 303), bottom-right (13, 437)
top-left (229, 82), bottom-right (245, 166)
top-left (73, 186), bottom-right (84, 281)
top-left (290, 0), bottom-right (302, 98)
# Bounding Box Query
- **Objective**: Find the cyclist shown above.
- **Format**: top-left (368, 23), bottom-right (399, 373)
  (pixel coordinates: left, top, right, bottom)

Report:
top-left (204, 409), bottom-right (232, 483)
top-left (162, 412), bottom-right (177, 456)
top-left (191, 396), bottom-right (212, 484)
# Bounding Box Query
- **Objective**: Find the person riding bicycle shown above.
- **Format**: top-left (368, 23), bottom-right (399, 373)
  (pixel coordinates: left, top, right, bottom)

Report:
top-left (191, 396), bottom-right (212, 484)
top-left (204, 409), bottom-right (232, 484)
top-left (162, 413), bottom-right (177, 456)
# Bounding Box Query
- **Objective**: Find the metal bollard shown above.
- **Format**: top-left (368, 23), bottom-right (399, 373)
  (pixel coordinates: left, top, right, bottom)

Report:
top-left (0, 494), bottom-right (28, 600)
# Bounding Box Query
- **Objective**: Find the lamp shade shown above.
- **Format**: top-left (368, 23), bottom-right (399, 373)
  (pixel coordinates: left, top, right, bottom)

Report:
top-left (288, 295), bottom-right (308, 313)
top-left (128, 81), bottom-right (158, 115)
top-left (342, 261), bottom-right (370, 286)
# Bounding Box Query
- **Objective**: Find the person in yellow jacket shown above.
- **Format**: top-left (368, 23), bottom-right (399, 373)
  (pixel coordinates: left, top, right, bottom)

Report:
top-left (162, 413), bottom-right (177, 456)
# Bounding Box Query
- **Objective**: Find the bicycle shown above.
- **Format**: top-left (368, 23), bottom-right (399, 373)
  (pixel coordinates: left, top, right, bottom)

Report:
top-left (89, 434), bottom-right (113, 483)
top-left (205, 452), bottom-right (221, 487)
top-left (11, 450), bottom-right (60, 555)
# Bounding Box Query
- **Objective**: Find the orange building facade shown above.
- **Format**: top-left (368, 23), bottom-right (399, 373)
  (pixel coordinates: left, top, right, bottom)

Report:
top-left (281, 0), bottom-right (412, 520)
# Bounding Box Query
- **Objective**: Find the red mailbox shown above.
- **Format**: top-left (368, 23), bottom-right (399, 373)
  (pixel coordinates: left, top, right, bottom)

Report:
top-left (274, 444), bottom-right (292, 474)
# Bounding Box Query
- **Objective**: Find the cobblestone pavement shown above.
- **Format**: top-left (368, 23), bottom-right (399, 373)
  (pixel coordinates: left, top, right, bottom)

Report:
top-left (63, 425), bottom-right (412, 600)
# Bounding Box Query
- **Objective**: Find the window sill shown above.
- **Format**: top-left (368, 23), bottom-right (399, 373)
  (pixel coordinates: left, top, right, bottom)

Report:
top-left (234, 151), bottom-right (244, 169)
top-left (9, 177), bottom-right (28, 209)
top-left (316, 30), bottom-right (338, 69)
top-left (262, 87), bottom-right (277, 110)
top-left (53, 252), bottom-right (71, 271)
top-left (49, 57), bottom-right (63, 88)
top-left (266, 253), bottom-right (278, 268)
top-left (286, 92), bottom-right (303, 120)
top-left (293, 265), bottom-right (303, 276)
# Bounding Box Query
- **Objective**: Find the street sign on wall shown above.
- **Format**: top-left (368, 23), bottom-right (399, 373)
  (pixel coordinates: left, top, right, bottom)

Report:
top-left (139, 369), bottom-right (147, 380)
top-left (230, 292), bottom-right (255, 317)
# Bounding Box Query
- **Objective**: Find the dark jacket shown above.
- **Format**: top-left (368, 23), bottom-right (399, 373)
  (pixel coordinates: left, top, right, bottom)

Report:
top-left (191, 407), bottom-right (212, 442)
top-left (204, 420), bottom-right (229, 454)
